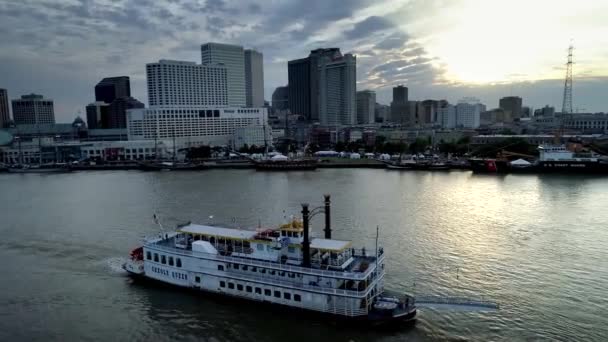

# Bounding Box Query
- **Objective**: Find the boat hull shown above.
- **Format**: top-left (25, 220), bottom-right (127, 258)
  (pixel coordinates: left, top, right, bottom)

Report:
top-left (254, 160), bottom-right (318, 171)
top-left (124, 268), bottom-right (416, 326)
top-left (8, 167), bottom-right (71, 173)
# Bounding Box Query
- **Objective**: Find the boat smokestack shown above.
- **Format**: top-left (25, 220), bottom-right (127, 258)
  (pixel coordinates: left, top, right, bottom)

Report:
top-left (324, 194), bottom-right (331, 239)
top-left (301, 203), bottom-right (311, 268)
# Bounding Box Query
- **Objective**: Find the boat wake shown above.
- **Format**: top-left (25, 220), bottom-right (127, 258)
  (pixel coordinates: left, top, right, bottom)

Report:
top-left (101, 257), bottom-right (128, 275)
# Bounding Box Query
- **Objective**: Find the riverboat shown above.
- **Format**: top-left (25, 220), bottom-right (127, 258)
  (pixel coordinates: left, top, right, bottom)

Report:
top-left (123, 195), bottom-right (416, 324)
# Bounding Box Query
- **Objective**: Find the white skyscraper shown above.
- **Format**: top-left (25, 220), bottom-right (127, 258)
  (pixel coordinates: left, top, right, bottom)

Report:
top-left (244, 49), bottom-right (264, 107)
top-left (356, 90), bottom-right (376, 124)
top-left (456, 98), bottom-right (484, 128)
top-left (146, 60), bottom-right (228, 107)
top-left (438, 104), bottom-right (456, 129)
top-left (201, 43), bottom-right (246, 107)
top-left (318, 53), bottom-right (356, 126)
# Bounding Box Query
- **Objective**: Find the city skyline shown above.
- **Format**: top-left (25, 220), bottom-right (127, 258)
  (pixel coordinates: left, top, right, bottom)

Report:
top-left (1, 0), bottom-right (607, 121)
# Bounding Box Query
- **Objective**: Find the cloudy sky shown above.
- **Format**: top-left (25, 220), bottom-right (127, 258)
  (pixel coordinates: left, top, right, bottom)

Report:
top-left (1, 0), bottom-right (607, 122)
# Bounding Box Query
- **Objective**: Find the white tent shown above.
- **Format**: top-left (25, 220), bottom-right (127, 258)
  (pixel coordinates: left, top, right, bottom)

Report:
top-left (350, 153), bottom-right (361, 159)
top-left (380, 154), bottom-right (391, 160)
top-left (510, 158), bottom-right (531, 166)
top-left (271, 154), bottom-right (289, 161)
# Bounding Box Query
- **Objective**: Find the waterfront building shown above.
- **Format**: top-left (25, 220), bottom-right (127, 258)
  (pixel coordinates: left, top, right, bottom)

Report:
top-left (318, 53), bottom-right (356, 126)
top-left (356, 90), bottom-right (376, 124)
top-left (95, 76), bottom-right (131, 104)
top-left (146, 60), bottom-right (228, 107)
top-left (390, 85), bottom-right (408, 124)
top-left (480, 108), bottom-right (510, 126)
top-left (244, 49), bottom-right (264, 107)
top-left (499, 96), bottom-right (523, 120)
top-left (201, 43), bottom-right (246, 107)
top-left (272, 86), bottom-right (289, 112)
top-left (562, 113), bottom-right (608, 133)
top-left (11, 94), bottom-right (55, 125)
top-left (0, 88), bottom-right (10, 128)
top-left (233, 125), bottom-right (272, 149)
top-left (126, 107), bottom-right (268, 147)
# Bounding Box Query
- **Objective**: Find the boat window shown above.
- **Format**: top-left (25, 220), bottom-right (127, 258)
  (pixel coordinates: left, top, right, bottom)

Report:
top-left (288, 273), bottom-right (295, 278)
top-left (176, 258), bottom-right (182, 267)
top-left (279, 271), bottom-right (285, 277)
top-left (146, 251), bottom-right (151, 260)
top-left (251, 267), bottom-right (257, 272)
top-left (220, 281), bottom-right (226, 288)
top-left (169, 257), bottom-right (174, 266)
top-left (218, 265), bottom-right (224, 271)
top-left (255, 287), bottom-right (262, 294)
top-left (242, 265), bottom-right (248, 271)
top-left (274, 291), bottom-right (281, 298)
top-left (288, 247), bottom-right (295, 253)
top-left (256, 244), bottom-right (264, 251)
top-left (269, 270), bottom-right (275, 275)
top-left (228, 283), bottom-right (235, 289)
top-left (161, 255), bottom-right (166, 264)
top-left (294, 294), bottom-right (301, 302)
top-left (237, 284), bottom-right (243, 291)
top-left (264, 289), bottom-right (271, 296)
top-left (260, 268), bottom-right (265, 274)
top-left (234, 264), bottom-right (239, 270)
top-left (154, 253), bottom-right (159, 262)
top-left (195, 276), bottom-right (200, 283)
top-left (284, 293), bottom-right (291, 300)
top-left (246, 286), bottom-right (252, 293)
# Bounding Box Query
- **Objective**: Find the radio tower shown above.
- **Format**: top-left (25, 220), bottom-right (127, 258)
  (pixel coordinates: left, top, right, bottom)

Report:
top-left (561, 43), bottom-right (574, 114)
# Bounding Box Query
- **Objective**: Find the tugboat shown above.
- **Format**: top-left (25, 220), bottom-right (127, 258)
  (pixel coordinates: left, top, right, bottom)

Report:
top-left (123, 195), bottom-right (416, 324)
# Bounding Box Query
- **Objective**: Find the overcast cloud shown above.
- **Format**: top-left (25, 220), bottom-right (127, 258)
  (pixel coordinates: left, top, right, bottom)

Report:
top-left (0, 0), bottom-right (606, 122)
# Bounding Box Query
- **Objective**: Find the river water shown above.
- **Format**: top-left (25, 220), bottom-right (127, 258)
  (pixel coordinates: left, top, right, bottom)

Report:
top-left (0, 169), bottom-right (607, 341)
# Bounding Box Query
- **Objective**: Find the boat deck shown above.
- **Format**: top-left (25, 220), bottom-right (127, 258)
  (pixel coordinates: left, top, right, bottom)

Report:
top-left (149, 235), bottom-right (382, 277)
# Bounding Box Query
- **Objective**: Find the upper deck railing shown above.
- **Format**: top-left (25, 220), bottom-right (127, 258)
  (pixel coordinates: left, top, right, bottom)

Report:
top-left (147, 243), bottom-right (385, 281)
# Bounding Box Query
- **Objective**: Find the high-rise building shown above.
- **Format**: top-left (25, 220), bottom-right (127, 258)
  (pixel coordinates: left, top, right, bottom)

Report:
top-left (456, 98), bottom-right (484, 128)
top-left (287, 48), bottom-right (342, 121)
top-left (356, 90), bottom-right (376, 124)
top-left (244, 49), bottom-right (264, 107)
top-left (287, 57), bottom-right (311, 118)
top-left (86, 101), bottom-right (111, 129)
top-left (201, 43), bottom-right (246, 107)
top-left (499, 96), bottom-right (523, 120)
top-left (534, 105), bottom-right (555, 117)
top-left (438, 103), bottom-right (456, 129)
top-left (108, 97), bottom-right (144, 128)
top-left (317, 53), bottom-right (356, 126)
top-left (0, 88), bottom-right (10, 128)
top-left (146, 60), bottom-right (228, 107)
top-left (375, 103), bottom-right (390, 123)
top-left (12, 94), bottom-right (55, 125)
top-left (421, 100), bottom-right (439, 125)
top-left (272, 86), bottom-right (289, 111)
top-left (390, 85), bottom-right (409, 124)
top-left (95, 76), bottom-right (131, 104)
